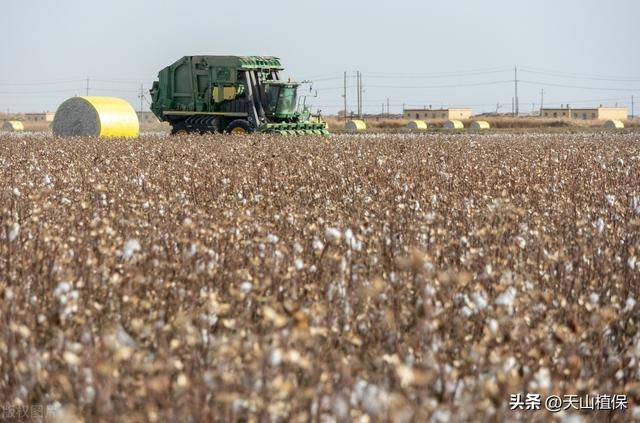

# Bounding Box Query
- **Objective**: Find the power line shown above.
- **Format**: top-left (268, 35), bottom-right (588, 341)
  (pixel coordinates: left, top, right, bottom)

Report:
top-left (363, 66), bottom-right (512, 77)
top-left (0, 77), bottom-right (150, 86)
top-left (519, 66), bottom-right (640, 82)
top-left (0, 78), bottom-right (86, 86)
top-left (534, 96), bottom-right (631, 105)
top-left (364, 80), bottom-right (513, 89)
top-left (520, 80), bottom-right (640, 92)
top-left (0, 88), bottom-right (84, 95)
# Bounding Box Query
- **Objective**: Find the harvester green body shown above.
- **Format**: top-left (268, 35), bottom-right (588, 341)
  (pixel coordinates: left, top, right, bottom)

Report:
top-left (150, 56), bottom-right (328, 135)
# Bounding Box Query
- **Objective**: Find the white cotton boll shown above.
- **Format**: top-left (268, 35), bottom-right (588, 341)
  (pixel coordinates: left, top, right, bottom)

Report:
top-left (269, 349), bottom-right (283, 367)
top-left (605, 194), bottom-right (616, 206)
top-left (471, 290), bottom-right (488, 310)
top-left (560, 414), bottom-right (584, 423)
top-left (628, 256), bottom-right (637, 270)
top-left (530, 367), bottom-right (551, 391)
top-left (185, 243), bottom-right (197, 258)
top-left (324, 227), bottom-right (342, 242)
top-left (488, 319), bottom-right (499, 335)
top-left (266, 234), bottom-right (279, 244)
top-left (495, 287), bottom-right (517, 308)
top-left (312, 238), bottom-right (325, 251)
top-left (624, 297), bottom-right (636, 313)
top-left (240, 282), bottom-right (253, 293)
top-left (12, 187), bottom-right (21, 197)
top-left (8, 223), bottom-right (20, 242)
top-left (116, 325), bottom-right (137, 348)
top-left (461, 306), bottom-right (473, 317)
top-left (589, 293), bottom-right (599, 305)
top-left (43, 175), bottom-right (53, 187)
top-left (344, 228), bottom-right (354, 243)
top-left (54, 281), bottom-right (71, 297)
top-left (294, 258), bottom-right (304, 270)
top-left (331, 395), bottom-right (349, 420)
top-left (515, 236), bottom-right (526, 249)
top-left (123, 239), bottom-right (141, 260)
top-left (631, 196), bottom-right (640, 215)
top-left (595, 218), bottom-right (605, 234)
top-left (344, 227), bottom-right (362, 251)
top-left (432, 410), bottom-right (451, 423)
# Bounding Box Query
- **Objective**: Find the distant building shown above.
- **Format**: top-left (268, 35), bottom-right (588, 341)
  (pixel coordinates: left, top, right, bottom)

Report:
top-left (541, 107), bottom-right (628, 120)
top-left (403, 107), bottom-right (473, 121)
top-left (24, 112), bottom-right (55, 122)
top-left (137, 111), bottom-right (160, 123)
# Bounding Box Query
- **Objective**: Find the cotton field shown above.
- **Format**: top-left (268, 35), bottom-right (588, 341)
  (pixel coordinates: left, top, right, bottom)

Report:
top-left (1, 131), bottom-right (639, 421)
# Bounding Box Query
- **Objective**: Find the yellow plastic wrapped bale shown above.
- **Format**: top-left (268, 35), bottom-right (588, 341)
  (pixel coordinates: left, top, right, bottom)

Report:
top-left (443, 120), bottom-right (464, 130)
top-left (52, 96), bottom-right (139, 138)
top-left (603, 120), bottom-right (624, 129)
top-left (345, 120), bottom-right (366, 132)
top-left (2, 121), bottom-right (25, 132)
top-left (406, 120), bottom-right (427, 131)
top-left (469, 120), bottom-right (490, 131)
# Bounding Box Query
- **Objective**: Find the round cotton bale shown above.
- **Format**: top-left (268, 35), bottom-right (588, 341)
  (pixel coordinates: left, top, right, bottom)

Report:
top-left (443, 119), bottom-right (464, 130)
top-left (406, 120), bottom-right (427, 131)
top-left (52, 96), bottom-right (139, 138)
top-left (469, 120), bottom-right (490, 131)
top-left (345, 120), bottom-right (366, 132)
top-left (603, 120), bottom-right (624, 129)
top-left (2, 121), bottom-right (25, 132)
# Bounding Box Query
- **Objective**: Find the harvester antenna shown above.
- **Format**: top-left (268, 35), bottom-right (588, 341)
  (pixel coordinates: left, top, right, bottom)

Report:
top-left (86, 77), bottom-right (90, 96)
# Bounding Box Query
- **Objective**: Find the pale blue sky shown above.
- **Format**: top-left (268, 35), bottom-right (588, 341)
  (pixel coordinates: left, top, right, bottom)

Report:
top-left (2, 0), bottom-right (639, 114)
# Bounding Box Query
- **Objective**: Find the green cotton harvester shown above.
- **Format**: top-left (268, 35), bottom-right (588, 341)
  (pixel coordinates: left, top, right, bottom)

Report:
top-left (150, 56), bottom-right (328, 135)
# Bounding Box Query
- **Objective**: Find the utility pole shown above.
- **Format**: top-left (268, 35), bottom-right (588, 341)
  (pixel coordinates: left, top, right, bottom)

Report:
top-left (540, 88), bottom-right (544, 115)
top-left (514, 66), bottom-right (519, 116)
top-left (354, 71), bottom-right (359, 118)
top-left (86, 77), bottom-right (90, 96)
top-left (632, 95), bottom-right (635, 119)
top-left (343, 71), bottom-right (347, 124)
top-left (356, 71), bottom-right (363, 119)
top-left (511, 97), bottom-right (514, 115)
top-left (138, 83), bottom-right (144, 113)
top-left (386, 98), bottom-right (390, 118)
top-left (358, 71), bottom-right (361, 119)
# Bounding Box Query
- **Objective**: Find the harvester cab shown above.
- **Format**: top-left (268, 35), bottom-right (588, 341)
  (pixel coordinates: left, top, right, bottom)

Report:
top-left (263, 82), bottom-right (299, 118)
top-left (150, 56), bottom-right (328, 135)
